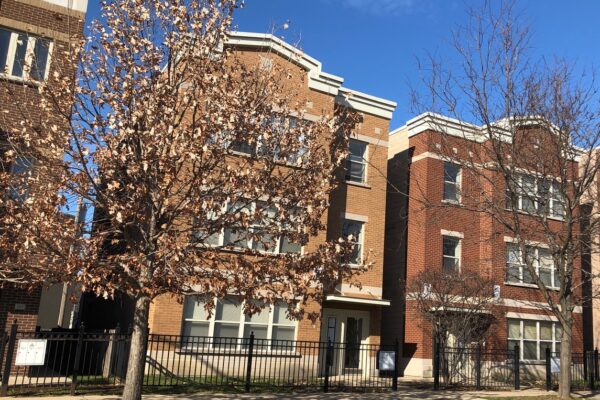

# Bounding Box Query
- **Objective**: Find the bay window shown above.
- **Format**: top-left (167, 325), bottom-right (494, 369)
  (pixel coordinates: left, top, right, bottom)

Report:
top-left (0, 27), bottom-right (52, 82)
top-left (507, 319), bottom-right (561, 361)
top-left (192, 200), bottom-right (302, 255)
top-left (182, 295), bottom-right (297, 346)
top-left (505, 243), bottom-right (557, 288)
top-left (506, 174), bottom-right (565, 218)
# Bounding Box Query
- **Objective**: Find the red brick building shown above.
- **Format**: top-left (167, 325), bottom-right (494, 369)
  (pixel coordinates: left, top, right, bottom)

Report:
top-left (0, 0), bottom-right (87, 333)
top-left (384, 113), bottom-right (585, 377)
top-left (143, 32), bottom-right (397, 369)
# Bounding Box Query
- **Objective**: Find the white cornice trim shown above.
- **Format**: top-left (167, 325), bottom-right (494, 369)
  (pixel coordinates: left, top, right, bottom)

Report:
top-left (226, 32), bottom-right (396, 119)
top-left (42, 0), bottom-right (87, 12)
top-left (337, 88), bottom-right (396, 120)
top-left (326, 295), bottom-right (390, 306)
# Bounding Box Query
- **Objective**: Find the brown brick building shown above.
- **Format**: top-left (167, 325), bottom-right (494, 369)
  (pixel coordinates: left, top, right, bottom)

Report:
top-left (0, 0), bottom-right (87, 333)
top-left (144, 32), bottom-right (397, 368)
top-left (384, 113), bottom-right (585, 377)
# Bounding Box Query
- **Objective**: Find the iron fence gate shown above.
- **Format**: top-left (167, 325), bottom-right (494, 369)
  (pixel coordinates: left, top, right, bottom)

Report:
top-left (0, 322), bottom-right (399, 395)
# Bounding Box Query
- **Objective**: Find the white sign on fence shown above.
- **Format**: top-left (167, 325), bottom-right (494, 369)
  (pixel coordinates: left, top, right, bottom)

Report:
top-left (15, 339), bottom-right (47, 366)
top-left (551, 357), bottom-right (561, 373)
top-left (378, 350), bottom-right (396, 371)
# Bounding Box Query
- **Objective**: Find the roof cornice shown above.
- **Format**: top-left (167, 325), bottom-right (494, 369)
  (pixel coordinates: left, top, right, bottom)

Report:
top-left (226, 31), bottom-right (396, 119)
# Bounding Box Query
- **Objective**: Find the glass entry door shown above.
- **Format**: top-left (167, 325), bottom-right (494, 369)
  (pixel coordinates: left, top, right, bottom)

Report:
top-left (344, 317), bottom-right (363, 369)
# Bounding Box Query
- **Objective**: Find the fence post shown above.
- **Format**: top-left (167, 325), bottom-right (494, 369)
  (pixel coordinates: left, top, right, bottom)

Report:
top-left (392, 339), bottom-right (399, 391)
top-left (588, 351), bottom-right (595, 391)
top-left (323, 339), bottom-right (332, 393)
top-left (0, 321), bottom-right (17, 397)
top-left (475, 343), bottom-right (481, 390)
top-left (70, 323), bottom-right (85, 396)
top-left (594, 348), bottom-right (600, 381)
top-left (513, 345), bottom-right (520, 390)
top-left (545, 347), bottom-right (551, 391)
top-left (433, 339), bottom-right (440, 390)
top-left (245, 332), bottom-right (254, 393)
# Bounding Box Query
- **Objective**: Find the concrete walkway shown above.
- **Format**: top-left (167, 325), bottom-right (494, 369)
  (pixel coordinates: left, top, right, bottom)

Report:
top-left (10, 388), bottom-right (600, 400)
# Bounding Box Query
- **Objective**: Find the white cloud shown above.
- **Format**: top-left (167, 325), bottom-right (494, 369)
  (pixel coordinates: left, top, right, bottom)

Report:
top-left (323, 0), bottom-right (420, 16)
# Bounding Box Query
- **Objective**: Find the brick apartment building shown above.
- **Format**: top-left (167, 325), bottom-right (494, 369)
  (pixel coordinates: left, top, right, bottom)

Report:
top-left (384, 113), bottom-right (585, 377)
top-left (0, 0), bottom-right (87, 333)
top-left (133, 32), bottom-right (398, 367)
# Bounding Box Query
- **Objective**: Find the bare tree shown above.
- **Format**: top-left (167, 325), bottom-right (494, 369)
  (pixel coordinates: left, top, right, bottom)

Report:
top-left (412, 1), bottom-right (600, 397)
top-left (0, 1), bottom-right (366, 399)
top-left (406, 270), bottom-right (497, 385)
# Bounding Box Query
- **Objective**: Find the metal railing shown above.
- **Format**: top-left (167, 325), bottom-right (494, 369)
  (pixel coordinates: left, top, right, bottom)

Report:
top-left (0, 322), bottom-right (399, 395)
top-left (433, 343), bottom-right (518, 390)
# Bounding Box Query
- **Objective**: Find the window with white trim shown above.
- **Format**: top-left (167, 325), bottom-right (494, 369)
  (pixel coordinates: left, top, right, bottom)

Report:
top-left (506, 175), bottom-right (565, 218)
top-left (192, 201), bottom-right (302, 254)
top-left (7, 155), bottom-right (34, 201)
top-left (182, 295), bottom-right (297, 345)
top-left (507, 318), bottom-right (561, 361)
top-left (345, 139), bottom-right (367, 183)
top-left (442, 235), bottom-right (460, 274)
top-left (505, 243), bottom-right (557, 288)
top-left (443, 162), bottom-right (461, 202)
top-left (342, 219), bottom-right (363, 265)
top-left (0, 27), bottom-right (52, 82)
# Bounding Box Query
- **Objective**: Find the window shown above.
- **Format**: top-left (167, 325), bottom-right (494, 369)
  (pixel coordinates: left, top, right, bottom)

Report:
top-left (443, 162), bottom-right (461, 202)
top-left (7, 155), bottom-right (34, 201)
top-left (181, 295), bottom-right (297, 346)
top-left (442, 235), bottom-right (460, 274)
top-left (506, 175), bottom-right (565, 218)
top-left (507, 319), bottom-right (561, 361)
top-left (505, 243), bottom-right (557, 288)
top-left (345, 140), bottom-right (367, 183)
top-left (192, 201), bottom-right (302, 255)
top-left (0, 27), bottom-right (52, 81)
top-left (342, 219), bottom-right (363, 265)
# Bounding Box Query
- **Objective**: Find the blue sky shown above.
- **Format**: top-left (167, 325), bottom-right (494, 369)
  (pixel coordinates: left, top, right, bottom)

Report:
top-left (84, 0), bottom-right (600, 129)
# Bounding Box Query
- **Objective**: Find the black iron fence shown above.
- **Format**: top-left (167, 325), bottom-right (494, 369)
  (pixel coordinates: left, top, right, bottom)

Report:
top-left (0, 322), bottom-right (399, 395)
top-left (434, 344), bottom-right (600, 392)
top-left (433, 343), bottom-right (517, 390)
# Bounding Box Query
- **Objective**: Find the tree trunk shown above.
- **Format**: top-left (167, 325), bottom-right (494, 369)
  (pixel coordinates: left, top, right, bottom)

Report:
top-left (558, 321), bottom-right (572, 399)
top-left (122, 295), bottom-right (151, 400)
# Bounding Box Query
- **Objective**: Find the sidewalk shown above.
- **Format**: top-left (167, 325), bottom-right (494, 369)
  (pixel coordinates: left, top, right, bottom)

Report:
top-left (10, 388), bottom-right (600, 400)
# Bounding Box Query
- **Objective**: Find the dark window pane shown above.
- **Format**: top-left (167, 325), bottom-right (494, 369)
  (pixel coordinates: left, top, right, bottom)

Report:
top-left (444, 162), bottom-right (459, 183)
top-left (444, 182), bottom-right (458, 201)
top-left (442, 236), bottom-right (459, 257)
top-left (523, 341), bottom-right (538, 360)
top-left (11, 33), bottom-right (28, 78)
top-left (280, 236), bottom-right (301, 253)
top-left (182, 321), bottom-right (209, 337)
top-left (0, 29), bottom-right (11, 73)
top-left (30, 37), bottom-right (50, 81)
top-left (224, 227), bottom-right (248, 248)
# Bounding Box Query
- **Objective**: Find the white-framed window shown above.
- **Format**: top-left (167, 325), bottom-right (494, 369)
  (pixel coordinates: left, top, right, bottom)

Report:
top-left (7, 155), bottom-right (34, 201)
top-left (507, 319), bottom-right (561, 361)
top-left (192, 200), bottom-right (302, 255)
top-left (442, 235), bottom-right (461, 274)
top-left (506, 175), bottom-right (565, 218)
top-left (505, 243), bottom-right (557, 288)
top-left (345, 139), bottom-right (367, 183)
top-left (342, 219), bottom-right (364, 265)
top-left (443, 162), bottom-right (461, 202)
top-left (182, 295), bottom-right (297, 346)
top-left (0, 27), bottom-right (53, 82)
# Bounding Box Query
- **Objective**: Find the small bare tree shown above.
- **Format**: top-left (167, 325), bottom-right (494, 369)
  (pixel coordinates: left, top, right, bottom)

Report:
top-left (413, 1), bottom-right (600, 397)
top-left (406, 270), bottom-right (497, 384)
top-left (0, 1), bottom-right (365, 399)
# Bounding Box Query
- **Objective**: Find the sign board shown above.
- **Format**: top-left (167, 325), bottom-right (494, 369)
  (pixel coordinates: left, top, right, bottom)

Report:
top-left (15, 339), bottom-right (47, 366)
top-left (378, 350), bottom-right (396, 371)
top-left (551, 357), bottom-right (561, 373)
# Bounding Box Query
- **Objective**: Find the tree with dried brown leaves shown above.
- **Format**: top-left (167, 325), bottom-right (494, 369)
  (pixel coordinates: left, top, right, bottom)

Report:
top-left (412, 1), bottom-right (600, 397)
top-left (0, 1), bottom-right (366, 399)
